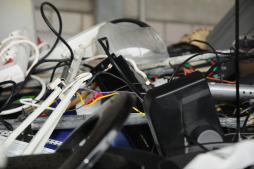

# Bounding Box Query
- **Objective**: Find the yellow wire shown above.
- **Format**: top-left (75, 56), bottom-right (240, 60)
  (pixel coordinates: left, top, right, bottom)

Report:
top-left (85, 93), bottom-right (119, 107)
top-left (48, 100), bottom-right (57, 107)
top-left (133, 107), bottom-right (145, 116)
top-left (76, 92), bottom-right (84, 105)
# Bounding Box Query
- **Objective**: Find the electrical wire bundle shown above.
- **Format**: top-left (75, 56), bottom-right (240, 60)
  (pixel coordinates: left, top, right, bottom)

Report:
top-left (0, 2), bottom-right (75, 131)
top-left (0, 1), bottom-right (253, 159)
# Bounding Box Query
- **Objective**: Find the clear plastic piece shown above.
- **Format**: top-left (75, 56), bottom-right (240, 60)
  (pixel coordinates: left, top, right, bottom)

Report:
top-left (96, 22), bottom-right (169, 65)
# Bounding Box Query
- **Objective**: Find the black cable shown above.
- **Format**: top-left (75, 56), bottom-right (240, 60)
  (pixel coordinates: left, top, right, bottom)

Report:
top-left (40, 2), bottom-right (74, 62)
top-left (183, 133), bottom-right (209, 152)
top-left (242, 112), bottom-right (251, 132)
top-left (84, 71), bottom-right (145, 99)
top-left (14, 60), bottom-right (69, 96)
top-left (110, 18), bottom-right (150, 27)
top-left (43, 60), bottom-right (70, 100)
top-left (113, 83), bottom-right (147, 91)
top-left (224, 133), bottom-right (254, 137)
top-left (0, 81), bottom-right (16, 113)
top-left (215, 102), bottom-right (237, 108)
top-left (190, 40), bottom-right (223, 83)
top-left (240, 105), bottom-right (254, 132)
top-left (224, 105), bottom-right (254, 138)
top-left (33, 64), bottom-right (66, 74)
top-left (168, 51), bottom-right (228, 83)
top-left (13, 2), bottom-right (71, 96)
top-left (235, 0), bottom-right (241, 141)
top-left (240, 105), bottom-right (254, 115)
top-left (34, 61), bottom-right (70, 74)
top-left (0, 81), bottom-right (16, 131)
top-left (179, 100), bottom-right (209, 152)
top-left (45, 60), bottom-right (70, 100)
top-left (50, 61), bottom-right (69, 83)
top-left (98, 37), bottom-right (144, 102)
top-left (205, 54), bottom-right (254, 77)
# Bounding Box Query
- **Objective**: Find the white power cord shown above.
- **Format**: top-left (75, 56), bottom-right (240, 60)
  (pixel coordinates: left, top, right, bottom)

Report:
top-left (126, 58), bottom-right (150, 85)
top-left (0, 40), bottom-right (39, 75)
top-left (37, 42), bottom-right (50, 50)
top-left (0, 36), bottom-right (29, 49)
top-left (83, 55), bottom-right (108, 63)
top-left (20, 99), bottom-right (55, 111)
top-left (29, 42), bottom-right (50, 62)
top-left (1, 75), bottom-right (46, 115)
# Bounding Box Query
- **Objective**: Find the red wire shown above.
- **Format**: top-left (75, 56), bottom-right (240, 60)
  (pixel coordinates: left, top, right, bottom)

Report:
top-left (183, 68), bottom-right (236, 84)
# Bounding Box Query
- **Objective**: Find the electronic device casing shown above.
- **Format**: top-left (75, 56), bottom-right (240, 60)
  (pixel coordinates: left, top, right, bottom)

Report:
top-left (144, 71), bottom-right (224, 156)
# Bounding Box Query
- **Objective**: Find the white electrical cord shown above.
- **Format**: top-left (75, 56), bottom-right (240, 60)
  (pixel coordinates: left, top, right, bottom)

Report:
top-left (37, 42), bottom-right (50, 50)
top-left (126, 58), bottom-right (150, 85)
top-left (1, 75), bottom-right (46, 115)
top-left (0, 40), bottom-right (39, 75)
top-left (29, 42), bottom-right (50, 62)
top-left (0, 36), bottom-right (29, 49)
top-left (20, 73), bottom-right (93, 111)
top-left (20, 99), bottom-right (55, 111)
top-left (83, 55), bottom-right (108, 63)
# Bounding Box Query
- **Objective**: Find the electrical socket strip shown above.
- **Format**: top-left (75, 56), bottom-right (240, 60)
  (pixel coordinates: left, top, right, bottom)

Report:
top-left (0, 29), bottom-right (31, 88)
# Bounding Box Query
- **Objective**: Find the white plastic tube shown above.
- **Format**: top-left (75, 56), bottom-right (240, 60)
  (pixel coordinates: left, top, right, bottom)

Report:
top-left (23, 73), bottom-right (92, 155)
top-left (22, 79), bottom-right (83, 155)
top-left (1, 75), bottom-right (46, 115)
top-left (0, 88), bottom-right (61, 152)
top-left (0, 40), bottom-right (39, 75)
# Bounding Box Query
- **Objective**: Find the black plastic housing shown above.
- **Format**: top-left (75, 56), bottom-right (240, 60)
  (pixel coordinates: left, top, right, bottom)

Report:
top-left (90, 55), bottom-right (151, 111)
top-left (143, 71), bottom-right (224, 156)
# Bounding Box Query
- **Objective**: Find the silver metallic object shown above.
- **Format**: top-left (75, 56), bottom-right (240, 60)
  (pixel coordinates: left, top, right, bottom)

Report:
top-left (219, 115), bottom-right (254, 128)
top-left (0, 114), bottom-right (147, 130)
top-left (208, 83), bottom-right (254, 101)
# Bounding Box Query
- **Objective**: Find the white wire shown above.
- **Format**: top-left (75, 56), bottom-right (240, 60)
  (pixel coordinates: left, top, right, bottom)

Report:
top-left (84, 56), bottom-right (149, 84)
top-left (126, 58), bottom-right (149, 84)
top-left (83, 55), bottom-right (108, 63)
top-left (20, 99), bottom-right (55, 111)
top-left (20, 73), bottom-right (92, 111)
top-left (29, 42), bottom-right (50, 62)
top-left (0, 40), bottom-right (39, 75)
top-left (1, 75), bottom-right (46, 115)
top-left (0, 36), bottom-right (29, 49)
top-left (37, 42), bottom-right (50, 50)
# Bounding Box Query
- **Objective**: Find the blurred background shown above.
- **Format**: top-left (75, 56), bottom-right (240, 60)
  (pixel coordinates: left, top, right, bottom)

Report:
top-left (33, 0), bottom-right (234, 45)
